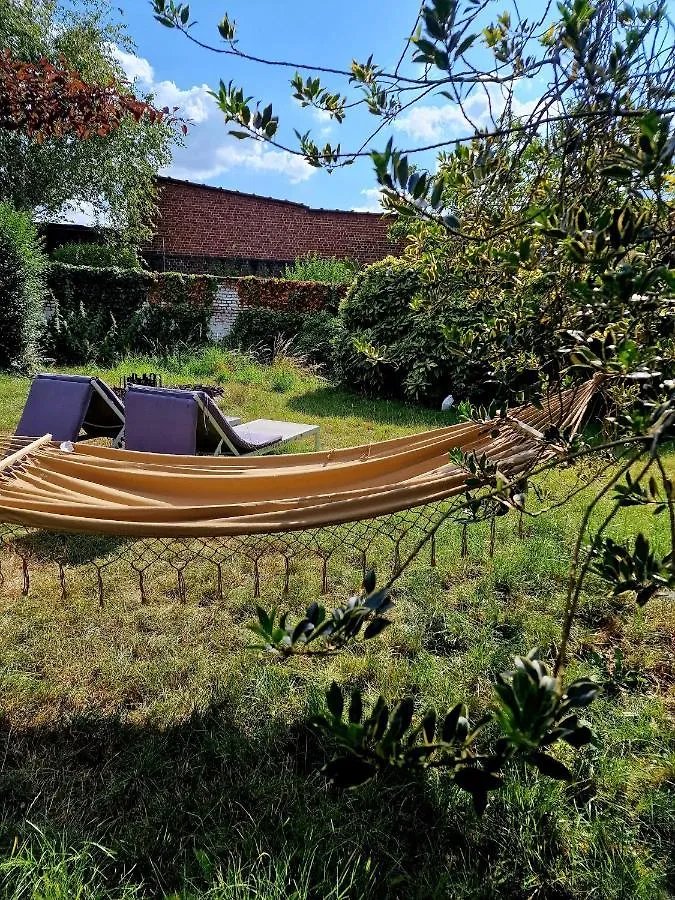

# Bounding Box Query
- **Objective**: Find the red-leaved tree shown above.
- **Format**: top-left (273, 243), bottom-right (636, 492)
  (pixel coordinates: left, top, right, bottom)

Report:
top-left (0, 49), bottom-right (186, 144)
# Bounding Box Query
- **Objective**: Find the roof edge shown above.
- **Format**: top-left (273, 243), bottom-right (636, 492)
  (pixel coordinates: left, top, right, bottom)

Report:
top-left (157, 175), bottom-right (388, 217)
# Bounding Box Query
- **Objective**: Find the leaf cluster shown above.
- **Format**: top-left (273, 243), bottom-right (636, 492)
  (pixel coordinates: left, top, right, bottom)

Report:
top-left (589, 532), bottom-right (675, 606)
top-left (313, 649), bottom-right (599, 813)
top-left (246, 572), bottom-right (394, 656)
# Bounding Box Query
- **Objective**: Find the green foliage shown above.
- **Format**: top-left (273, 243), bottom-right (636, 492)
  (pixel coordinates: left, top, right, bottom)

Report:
top-left (587, 647), bottom-right (649, 696)
top-left (334, 256), bottom-right (463, 402)
top-left (45, 263), bottom-right (151, 364)
top-left (141, 272), bottom-right (216, 351)
top-left (247, 571), bottom-right (393, 656)
top-left (0, 0), bottom-right (176, 242)
top-left (332, 256), bottom-right (420, 397)
top-left (589, 532), bottom-right (675, 607)
top-left (51, 242), bottom-right (142, 270)
top-left (0, 201), bottom-right (45, 370)
top-left (313, 649), bottom-right (599, 812)
top-left (282, 254), bottom-right (358, 285)
top-left (229, 307), bottom-right (339, 371)
top-left (339, 257), bottom-right (420, 339)
top-left (44, 263), bottom-right (217, 364)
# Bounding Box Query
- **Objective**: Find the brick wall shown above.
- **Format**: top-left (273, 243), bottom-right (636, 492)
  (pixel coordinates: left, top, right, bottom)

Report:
top-left (145, 177), bottom-right (397, 272)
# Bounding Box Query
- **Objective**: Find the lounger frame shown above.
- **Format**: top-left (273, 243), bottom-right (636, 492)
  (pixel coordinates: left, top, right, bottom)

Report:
top-left (194, 394), bottom-right (278, 457)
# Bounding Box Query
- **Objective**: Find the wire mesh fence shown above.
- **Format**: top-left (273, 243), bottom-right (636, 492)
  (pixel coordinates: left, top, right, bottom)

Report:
top-left (0, 496), bottom-right (512, 607)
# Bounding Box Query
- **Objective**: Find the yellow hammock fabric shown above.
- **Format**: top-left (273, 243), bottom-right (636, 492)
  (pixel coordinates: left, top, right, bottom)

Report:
top-left (0, 380), bottom-right (597, 537)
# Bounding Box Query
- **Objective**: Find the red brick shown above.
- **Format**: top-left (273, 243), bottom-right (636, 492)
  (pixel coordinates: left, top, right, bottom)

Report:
top-left (145, 177), bottom-right (399, 265)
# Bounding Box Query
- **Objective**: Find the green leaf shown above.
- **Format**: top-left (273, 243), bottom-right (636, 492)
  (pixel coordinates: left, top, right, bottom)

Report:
top-left (454, 766), bottom-right (504, 795)
top-left (363, 617), bottom-right (391, 640)
top-left (326, 682), bottom-right (344, 720)
top-left (565, 679), bottom-right (600, 707)
top-left (397, 156), bottom-right (409, 187)
top-left (528, 752), bottom-right (574, 781)
top-left (429, 177), bottom-right (444, 209)
top-left (292, 618), bottom-right (311, 643)
top-left (456, 33), bottom-right (477, 54)
top-left (562, 724), bottom-right (594, 748)
top-left (421, 708), bottom-right (437, 743)
top-left (442, 702), bottom-right (466, 742)
top-left (323, 755), bottom-right (376, 788)
top-left (363, 570), bottom-right (377, 594)
top-left (385, 697), bottom-right (415, 743)
top-left (256, 605), bottom-right (271, 634)
top-left (348, 689), bottom-right (363, 724)
top-left (364, 587), bottom-right (391, 611)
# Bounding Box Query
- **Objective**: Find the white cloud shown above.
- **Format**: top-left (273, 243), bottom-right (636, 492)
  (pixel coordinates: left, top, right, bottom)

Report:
top-left (395, 87), bottom-right (539, 141)
top-left (108, 44), bottom-right (154, 84)
top-left (44, 47), bottom-right (314, 227)
top-left (352, 187), bottom-right (385, 213)
top-left (169, 140), bottom-right (314, 185)
top-left (151, 80), bottom-right (213, 124)
top-left (108, 46), bottom-right (315, 185)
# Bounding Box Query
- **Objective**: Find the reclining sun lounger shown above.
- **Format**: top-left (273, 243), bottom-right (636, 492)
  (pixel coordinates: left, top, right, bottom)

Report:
top-left (124, 385), bottom-right (319, 456)
top-left (16, 373), bottom-right (125, 446)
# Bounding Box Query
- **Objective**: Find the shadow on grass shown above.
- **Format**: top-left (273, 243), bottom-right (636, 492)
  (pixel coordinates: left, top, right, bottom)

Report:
top-left (9, 531), bottom-right (130, 566)
top-left (0, 704), bottom-right (477, 899)
top-left (287, 386), bottom-right (455, 429)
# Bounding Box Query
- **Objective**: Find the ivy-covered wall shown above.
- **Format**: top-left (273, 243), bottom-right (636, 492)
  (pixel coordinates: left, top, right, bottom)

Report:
top-left (222, 276), bottom-right (344, 313)
top-left (44, 263), bottom-right (344, 364)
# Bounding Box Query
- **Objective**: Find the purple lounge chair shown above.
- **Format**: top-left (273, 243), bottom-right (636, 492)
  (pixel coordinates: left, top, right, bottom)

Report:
top-left (16, 373), bottom-right (125, 445)
top-left (124, 385), bottom-right (284, 456)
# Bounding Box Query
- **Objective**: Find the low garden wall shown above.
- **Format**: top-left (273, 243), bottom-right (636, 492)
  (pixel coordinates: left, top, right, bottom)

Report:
top-left (45, 263), bottom-right (345, 364)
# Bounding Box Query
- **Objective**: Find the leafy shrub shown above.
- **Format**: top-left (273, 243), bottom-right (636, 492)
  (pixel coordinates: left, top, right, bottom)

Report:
top-left (51, 242), bottom-right (142, 269)
top-left (332, 256), bottom-right (423, 397)
top-left (291, 312), bottom-right (342, 372)
top-left (229, 307), bottom-right (339, 371)
top-left (315, 650), bottom-right (599, 808)
top-left (247, 571), bottom-right (393, 656)
top-left (136, 273), bottom-right (217, 350)
top-left (333, 256), bottom-right (504, 404)
top-left (283, 253), bottom-right (358, 285)
top-left (45, 263), bottom-right (151, 364)
top-left (0, 202), bottom-right (46, 370)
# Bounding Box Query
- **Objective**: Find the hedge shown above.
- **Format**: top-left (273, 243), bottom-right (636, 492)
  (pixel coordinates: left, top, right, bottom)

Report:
top-left (228, 307), bottom-right (340, 371)
top-left (45, 264), bottom-right (347, 365)
top-left (51, 242), bottom-right (142, 269)
top-left (333, 256), bottom-right (476, 404)
top-left (332, 257), bottom-right (424, 397)
top-left (45, 263), bottom-right (218, 363)
top-left (221, 276), bottom-right (345, 313)
top-left (0, 202), bottom-right (46, 371)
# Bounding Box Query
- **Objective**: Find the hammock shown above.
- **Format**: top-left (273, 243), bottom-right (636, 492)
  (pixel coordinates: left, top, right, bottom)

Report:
top-left (0, 380), bottom-right (598, 538)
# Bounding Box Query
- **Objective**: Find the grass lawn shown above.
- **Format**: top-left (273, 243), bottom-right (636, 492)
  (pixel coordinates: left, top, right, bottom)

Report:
top-left (0, 349), bottom-right (672, 899)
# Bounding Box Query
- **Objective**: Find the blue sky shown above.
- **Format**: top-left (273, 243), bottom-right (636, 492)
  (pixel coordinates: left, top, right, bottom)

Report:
top-left (106, 0), bottom-right (666, 211)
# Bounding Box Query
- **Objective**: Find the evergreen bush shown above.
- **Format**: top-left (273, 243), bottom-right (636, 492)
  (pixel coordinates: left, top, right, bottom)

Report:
top-left (332, 256), bottom-right (423, 398)
top-left (229, 307), bottom-right (339, 371)
top-left (282, 253), bottom-right (358, 285)
top-left (51, 242), bottom-right (143, 269)
top-left (0, 202), bottom-right (46, 371)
